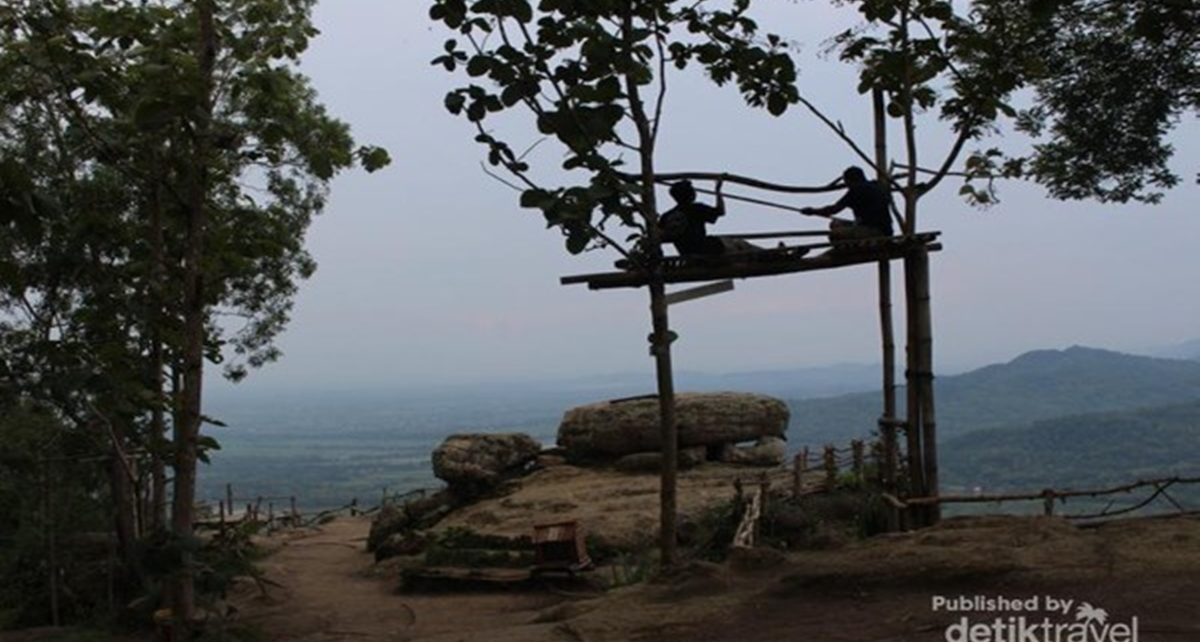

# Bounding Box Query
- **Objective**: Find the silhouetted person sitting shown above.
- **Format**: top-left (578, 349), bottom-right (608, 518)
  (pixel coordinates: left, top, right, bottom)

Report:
top-left (659, 179), bottom-right (727, 256)
top-left (801, 166), bottom-right (894, 242)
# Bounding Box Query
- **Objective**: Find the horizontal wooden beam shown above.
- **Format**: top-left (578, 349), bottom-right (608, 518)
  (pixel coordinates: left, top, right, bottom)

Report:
top-left (665, 280), bottom-right (734, 306)
top-left (617, 170), bottom-right (846, 194)
top-left (560, 234), bottom-right (941, 291)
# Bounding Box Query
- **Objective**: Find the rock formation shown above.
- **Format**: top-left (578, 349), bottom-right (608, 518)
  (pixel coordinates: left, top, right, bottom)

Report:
top-left (431, 432), bottom-right (541, 495)
top-left (557, 392), bottom-right (789, 465)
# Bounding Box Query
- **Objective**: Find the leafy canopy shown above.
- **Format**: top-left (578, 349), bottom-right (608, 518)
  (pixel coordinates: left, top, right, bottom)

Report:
top-left (430, 0), bottom-right (798, 254)
top-left (831, 0), bottom-right (1197, 205)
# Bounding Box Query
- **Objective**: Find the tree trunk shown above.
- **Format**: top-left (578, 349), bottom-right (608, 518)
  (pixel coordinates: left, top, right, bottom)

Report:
top-left (648, 275), bottom-right (678, 567)
top-left (171, 2), bottom-right (216, 633)
top-left (107, 419), bottom-right (140, 590)
top-left (148, 169), bottom-right (168, 534)
top-left (622, 9), bottom-right (677, 569)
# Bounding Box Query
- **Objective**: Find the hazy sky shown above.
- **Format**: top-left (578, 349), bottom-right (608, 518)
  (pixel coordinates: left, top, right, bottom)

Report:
top-left (212, 1), bottom-right (1199, 393)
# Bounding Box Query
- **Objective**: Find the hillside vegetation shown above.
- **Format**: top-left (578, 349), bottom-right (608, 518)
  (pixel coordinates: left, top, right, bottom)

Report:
top-left (942, 400), bottom-right (1200, 490)
top-left (788, 346), bottom-right (1200, 446)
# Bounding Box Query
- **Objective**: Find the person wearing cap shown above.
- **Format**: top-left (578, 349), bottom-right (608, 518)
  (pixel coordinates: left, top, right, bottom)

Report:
top-left (801, 166), bottom-right (894, 241)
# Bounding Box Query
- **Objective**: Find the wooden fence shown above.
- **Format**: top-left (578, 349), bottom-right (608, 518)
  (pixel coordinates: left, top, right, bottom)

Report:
top-left (198, 484), bottom-right (435, 533)
top-left (728, 442), bottom-right (1200, 549)
top-left (881, 475), bottom-right (1200, 522)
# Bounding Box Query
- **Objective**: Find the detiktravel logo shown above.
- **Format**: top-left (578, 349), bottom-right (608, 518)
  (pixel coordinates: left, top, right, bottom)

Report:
top-left (932, 594), bottom-right (1139, 642)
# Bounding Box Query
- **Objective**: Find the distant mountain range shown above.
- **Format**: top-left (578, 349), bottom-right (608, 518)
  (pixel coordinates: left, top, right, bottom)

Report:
top-left (559, 363), bottom-right (883, 400)
top-left (787, 346), bottom-right (1200, 446)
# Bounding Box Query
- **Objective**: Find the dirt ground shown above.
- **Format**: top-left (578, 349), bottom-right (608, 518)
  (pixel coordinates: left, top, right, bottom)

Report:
top-left (231, 512), bottom-right (1200, 642)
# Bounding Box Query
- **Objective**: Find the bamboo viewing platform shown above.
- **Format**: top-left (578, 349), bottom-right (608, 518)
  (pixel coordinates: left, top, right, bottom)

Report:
top-left (560, 232), bottom-right (941, 290)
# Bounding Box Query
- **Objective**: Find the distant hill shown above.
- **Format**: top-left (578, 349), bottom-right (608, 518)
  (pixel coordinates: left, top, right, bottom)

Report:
top-left (941, 400), bottom-right (1200, 491)
top-left (787, 346), bottom-right (1200, 446)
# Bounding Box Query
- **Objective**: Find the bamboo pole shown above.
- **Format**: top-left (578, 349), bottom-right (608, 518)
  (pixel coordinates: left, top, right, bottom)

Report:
top-left (903, 255), bottom-right (925, 507)
top-left (913, 249), bottom-right (940, 523)
top-left (719, 230), bottom-right (830, 240)
top-left (226, 483), bottom-right (233, 515)
top-left (872, 87), bottom-right (899, 509)
top-left (617, 170), bottom-right (844, 194)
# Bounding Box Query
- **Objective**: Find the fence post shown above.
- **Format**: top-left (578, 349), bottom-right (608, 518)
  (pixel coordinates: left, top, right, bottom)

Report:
top-left (851, 440), bottom-right (865, 480)
top-left (226, 483), bottom-right (233, 516)
top-left (823, 446), bottom-right (838, 489)
top-left (351, 497), bottom-right (358, 517)
top-left (870, 441), bottom-right (884, 486)
top-left (218, 500), bottom-right (226, 534)
top-left (267, 502), bottom-right (274, 529)
top-left (792, 449), bottom-right (808, 498)
top-left (290, 496), bottom-right (298, 519)
top-left (1042, 491), bottom-right (1055, 517)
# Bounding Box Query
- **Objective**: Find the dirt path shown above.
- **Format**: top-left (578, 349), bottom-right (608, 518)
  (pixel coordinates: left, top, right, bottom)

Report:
top-left (237, 514), bottom-right (1200, 642)
top-left (235, 517), bottom-right (561, 642)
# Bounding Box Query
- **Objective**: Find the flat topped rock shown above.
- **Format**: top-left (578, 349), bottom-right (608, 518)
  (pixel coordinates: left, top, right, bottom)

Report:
top-left (432, 433), bottom-right (541, 495)
top-left (557, 392), bottom-right (789, 461)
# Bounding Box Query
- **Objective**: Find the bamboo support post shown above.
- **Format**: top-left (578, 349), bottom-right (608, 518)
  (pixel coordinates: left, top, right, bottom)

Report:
top-left (913, 249), bottom-right (940, 524)
top-left (872, 86), bottom-right (900, 532)
top-left (903, 253), bottom-right (927, 523)
top-left (226, 483), bottom-right (233, 515)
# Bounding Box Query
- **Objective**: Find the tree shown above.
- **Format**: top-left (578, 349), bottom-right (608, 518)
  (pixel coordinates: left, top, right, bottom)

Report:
top-left (800, 0), bottom-right (1196, 523)
top-left (430, 0), bottom-right (797, 567)
top-left (972, 0), bottom-right (1197, 204)
top-left (1, 0), bottom-right (388, 631)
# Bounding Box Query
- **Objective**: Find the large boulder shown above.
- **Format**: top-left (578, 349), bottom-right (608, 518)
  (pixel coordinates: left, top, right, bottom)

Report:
top-left (368, 503), bottom-right (410, 552)
top-left (432, 433), bottom-right (542, 494)
top-left (367, 490), bottom-right (457, 552)
top-left (557, 392), bottom-right (789, 461)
